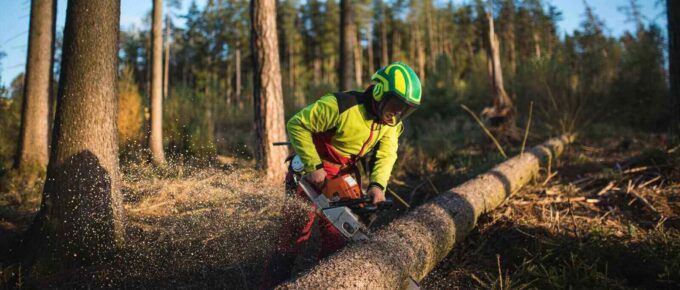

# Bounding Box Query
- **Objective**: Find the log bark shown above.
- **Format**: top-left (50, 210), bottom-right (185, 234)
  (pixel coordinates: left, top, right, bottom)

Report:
top-left (280, 135), bottom-right (574, 289)
top-left (15, 0), bottom-right (56, 176)
top-left (24, 0), bottom-right (124, 281)
top-left (150, 0), bottom-right (166, 165)
top-left (251, 0), bottom-right (288, 183)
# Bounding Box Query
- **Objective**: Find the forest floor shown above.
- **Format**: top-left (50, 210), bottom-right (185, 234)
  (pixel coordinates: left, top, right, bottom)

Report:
top-left (0, 132), bottom-right (679, 289)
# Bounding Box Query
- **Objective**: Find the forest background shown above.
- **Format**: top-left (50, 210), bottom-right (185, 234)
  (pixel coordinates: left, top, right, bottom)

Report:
top-left (0, 0), bottom-right (673, 169)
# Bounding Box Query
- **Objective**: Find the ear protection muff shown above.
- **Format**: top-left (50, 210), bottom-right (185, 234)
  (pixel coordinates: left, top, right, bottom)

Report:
top-left (372, 83), bottom-right (384, 101)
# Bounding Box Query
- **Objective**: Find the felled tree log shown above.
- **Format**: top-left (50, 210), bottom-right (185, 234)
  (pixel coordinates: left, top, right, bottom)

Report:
top-left (279, 135), bottom-right (574, 289)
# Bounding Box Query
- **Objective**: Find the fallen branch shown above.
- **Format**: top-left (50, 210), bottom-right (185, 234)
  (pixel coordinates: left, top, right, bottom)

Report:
top-left (279, 134), bottom-right (575, 289)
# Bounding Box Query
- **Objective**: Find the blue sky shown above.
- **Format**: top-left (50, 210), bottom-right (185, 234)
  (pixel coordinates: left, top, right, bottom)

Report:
top-left (0, 0), bottom-right (667, 88)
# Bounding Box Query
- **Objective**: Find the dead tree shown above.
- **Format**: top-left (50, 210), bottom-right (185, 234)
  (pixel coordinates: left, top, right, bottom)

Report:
top-left (669, 0), bottom-right (680, 139)
top-left (24, 0), bottom-right (124, 281)
top-left (150, 0), bottom-right (166, 165)
top-left (251, 0), bottom-right (288, 183)
top-left (481, 11), bottom-right (518, 141)
top-left (15, 0), bottom-right (56, 178)
top-left (339, 0), bottom-right (356, 91)
top-left (280, 135), bottom-right (574, 289)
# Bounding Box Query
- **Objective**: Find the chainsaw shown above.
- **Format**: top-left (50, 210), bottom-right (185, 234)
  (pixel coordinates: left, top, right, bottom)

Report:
top-left (288, 154), bottom-right (392, 241)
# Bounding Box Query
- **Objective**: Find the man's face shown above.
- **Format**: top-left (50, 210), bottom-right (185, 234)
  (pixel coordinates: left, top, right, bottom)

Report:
top-left (381, 98), bottom-right (406, 125)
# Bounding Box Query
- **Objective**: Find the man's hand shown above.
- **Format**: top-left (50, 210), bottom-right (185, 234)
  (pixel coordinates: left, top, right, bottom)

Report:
top-left (305, 168), bottom-right (327, 188)
top-left (367, 186), bottom-right (386, 205)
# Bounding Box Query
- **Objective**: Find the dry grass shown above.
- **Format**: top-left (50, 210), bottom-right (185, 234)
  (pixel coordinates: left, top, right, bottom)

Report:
top-left (1, 159), bottom-right (315, 289)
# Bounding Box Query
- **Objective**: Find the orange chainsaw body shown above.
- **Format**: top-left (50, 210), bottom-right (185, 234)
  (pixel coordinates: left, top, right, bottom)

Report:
top-left (322, 174), bottom-right (362, 201)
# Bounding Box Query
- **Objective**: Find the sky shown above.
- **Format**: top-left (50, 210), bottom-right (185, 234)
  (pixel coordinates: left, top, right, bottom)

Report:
top-left (0, 0), bottom-right (668, 88)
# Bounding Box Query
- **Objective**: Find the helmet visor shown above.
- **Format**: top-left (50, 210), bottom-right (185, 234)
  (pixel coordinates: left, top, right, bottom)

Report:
top-left (378, 93), bottom-right (418, 126)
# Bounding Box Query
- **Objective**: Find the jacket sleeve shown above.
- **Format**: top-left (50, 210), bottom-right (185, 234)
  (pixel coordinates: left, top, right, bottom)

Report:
top-left (369, 123), bottom-right (403, 189)
top-left (286, 94), bottom-right (340, 172)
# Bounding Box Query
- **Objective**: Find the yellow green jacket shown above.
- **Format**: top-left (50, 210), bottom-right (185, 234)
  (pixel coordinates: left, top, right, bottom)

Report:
top-left (286, 91), bottom-right (403, 189)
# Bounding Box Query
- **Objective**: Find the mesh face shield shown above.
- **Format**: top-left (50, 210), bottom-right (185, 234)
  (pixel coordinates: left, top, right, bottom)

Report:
top-left (377, 93), bottom-right (418, 126)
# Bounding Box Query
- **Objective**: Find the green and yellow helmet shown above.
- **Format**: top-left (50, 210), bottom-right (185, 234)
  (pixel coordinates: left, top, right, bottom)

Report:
top-left (370, 62), bottom-right (422, 126)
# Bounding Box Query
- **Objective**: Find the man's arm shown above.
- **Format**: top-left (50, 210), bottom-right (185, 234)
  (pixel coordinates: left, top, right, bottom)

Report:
top-left (286, 94), bottom-right (340, 172)
top-left (369, 123), bottom-right (404, 190)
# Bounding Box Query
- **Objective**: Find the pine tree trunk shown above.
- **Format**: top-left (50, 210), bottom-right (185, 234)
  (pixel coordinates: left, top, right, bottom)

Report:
top-left (25, 0), bottom-right (124, 281)
top-left (354, 29), bottom-right (363, 87)
top-left (380, 0), bottom-right (389, 66)
top-left (235, 46), bottom-right (242, 100)
top-left (15, 0), bottom-right (56, 177)
top-left (163, 16), bottom-right (170, 100)
top-left (150, 0), bottom-right (166, 165)
top-left (367, 24), bottom-right (375, 75)
top-left (251, 0), bottom-right (288, 183)
top-left (507, 0), bottom-right (517, 78)
top-left (668, 0), bottom-right (680, 139)
top-left (425, 0), bottom-right (436, 70)
top-left (340, 0), bottom-right (356, 91)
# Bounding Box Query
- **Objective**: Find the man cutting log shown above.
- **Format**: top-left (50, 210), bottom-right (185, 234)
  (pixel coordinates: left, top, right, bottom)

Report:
top-left (260, 62), bottom-right (423, 289)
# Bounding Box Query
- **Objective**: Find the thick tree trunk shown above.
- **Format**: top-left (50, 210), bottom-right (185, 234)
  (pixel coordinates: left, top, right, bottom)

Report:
top-left (339, 0), bottom-right (356, 91)
top-left (280, 135), bottom-right (574, 289)
top-left (251, 0), bottom-right (288, 183)
top-left (150, 0), bottom-right (166, 165)
top-left (163, 16), bottom-right (170, 100)
top-left (669, 0), bottom-right (680, 139)
top-left (25, 0), bottom-right (124, 281)
top-left (15, 0), bottom-right (56, 176)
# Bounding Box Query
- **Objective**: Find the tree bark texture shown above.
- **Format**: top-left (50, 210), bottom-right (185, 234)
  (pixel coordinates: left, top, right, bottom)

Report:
top-left (25, 0), bottom-right (124, 280)
top-left (15, 0), bottom-right (56, 175)
top-left (669, 0), bottom-right (680, 138)
top-left (280, 135), bottom-right (574, 289)
top-left (354, 29), bottom-right (363, 88)
top-left (340, 0), bottom-right (356, 91)
top-left (486, 12), bottom-right (512, 110)
top-left (150, 0), bottom-right (166, 165)
top-left (251, 0), bottom-right (288, 183)
top-left (380, 0), bottom-right (389, 67)
top-left (163, 16), bottom-right (170, 100)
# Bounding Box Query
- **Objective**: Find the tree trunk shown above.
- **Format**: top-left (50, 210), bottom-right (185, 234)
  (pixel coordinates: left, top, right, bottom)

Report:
top-left (15, 0), bottom-right (56, 177)
top-left (367, 24), bottom-right (375, 76)
top-left (251, 0), bottom-right (288, 183)
top-left (668, 0), bottom-right (680, 139)
top-left (507, 0), bottom-right (517, 78)
top-left (354, 29), bottom-right (363, 88)
top-left (235, 45), bottom-right (242, 101)
top-left (280, 135), bottom-right (574, 289)
top-left (25, 0), bottom-right (124, 281)
top-left (533, 30), bottom-right (542, 59)
top-left (339, 0), bottom-right (356, 91)
top-left (482, 12), bottom-right (515, 136)
top-left (380, 1), bottom-right (389, 66)
top-left (150, 0), bottom-right (166, 165)
top-left (425, 0), bottom-right (436, 70)
top-left (163, 16), bottom-right (170, 100)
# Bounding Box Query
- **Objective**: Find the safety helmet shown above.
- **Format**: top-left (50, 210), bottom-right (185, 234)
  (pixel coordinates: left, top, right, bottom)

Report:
top-left (370, 62), bottom-right (422, 126)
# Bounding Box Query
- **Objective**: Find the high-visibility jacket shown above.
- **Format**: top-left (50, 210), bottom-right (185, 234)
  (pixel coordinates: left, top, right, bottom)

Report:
top-left (286, 91), bottom-right (403, 189)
